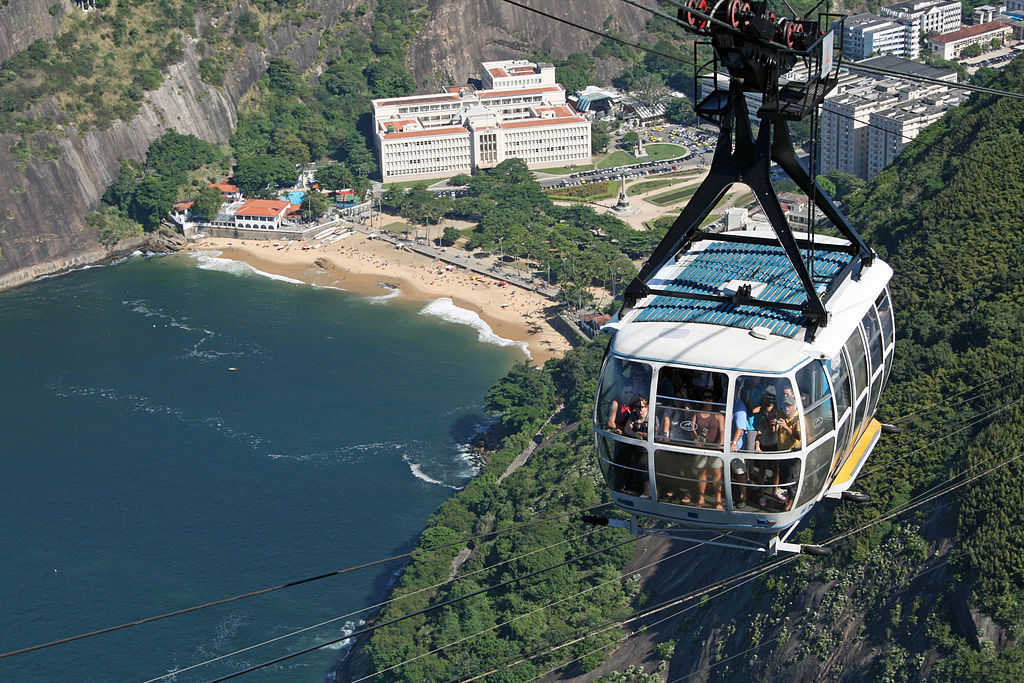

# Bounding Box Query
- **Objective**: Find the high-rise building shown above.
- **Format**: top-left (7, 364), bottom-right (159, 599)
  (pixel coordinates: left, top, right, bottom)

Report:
top-left (819, 56), bottom-right (963, 181)
top-left (372, 60), bottom-right (591, 182)
top-left (880, 0), bottom-right (962, 37)
top-left (844, 13), bottom-right (920, 60)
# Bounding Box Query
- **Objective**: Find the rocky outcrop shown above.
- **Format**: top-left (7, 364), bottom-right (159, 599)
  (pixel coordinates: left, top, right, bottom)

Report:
top-left (0, 0), bottom-right (358, 290)
top-left (409, 0), bottom-right (649, 88)
top-left (0, 0), bottom-right (652, 290)
top-left (0, 0), bottom-right (66, 65)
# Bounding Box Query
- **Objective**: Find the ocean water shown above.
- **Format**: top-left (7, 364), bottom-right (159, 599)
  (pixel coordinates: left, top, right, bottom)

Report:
top-left (0, 252), bottom-right (522, 682)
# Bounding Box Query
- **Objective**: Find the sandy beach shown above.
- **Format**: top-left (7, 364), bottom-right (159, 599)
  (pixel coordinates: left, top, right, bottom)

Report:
top-left (189, 230), bottom-right (574, 364)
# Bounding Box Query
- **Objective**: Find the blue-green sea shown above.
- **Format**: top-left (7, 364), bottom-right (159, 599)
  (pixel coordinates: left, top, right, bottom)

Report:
top-left (0, 251), bottom-right (522, 681)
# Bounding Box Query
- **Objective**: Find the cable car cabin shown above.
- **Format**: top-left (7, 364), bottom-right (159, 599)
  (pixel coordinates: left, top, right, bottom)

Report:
top-left (594, 231), bottom-right (894, 554)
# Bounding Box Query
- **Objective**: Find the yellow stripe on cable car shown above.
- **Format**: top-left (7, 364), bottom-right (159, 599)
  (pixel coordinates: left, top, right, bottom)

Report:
top-left (829, 419), bottom-right (882, 494)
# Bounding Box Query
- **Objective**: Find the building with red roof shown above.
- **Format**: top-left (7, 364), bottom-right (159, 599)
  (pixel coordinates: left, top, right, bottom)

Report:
top-left (927, 21), bottom-right (1013, 59)
top-left (233, 199), bottom-right (296, 230)
top-left (371, 59), bottom-right (591, 182)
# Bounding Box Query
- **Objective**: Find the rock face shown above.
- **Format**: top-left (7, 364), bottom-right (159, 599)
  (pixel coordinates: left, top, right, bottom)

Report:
top-left (0, 0), bottom-right (358, 290)
top-left (408, 0), bottom-right (649, 88)
top-left (0, 0), bottom-right (650, 289)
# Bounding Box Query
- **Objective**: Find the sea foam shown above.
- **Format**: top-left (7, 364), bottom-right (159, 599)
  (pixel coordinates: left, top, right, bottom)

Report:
top-left (191, 251), bottom-right (304, 285)
top-left (419, 298), bottom-right (530, 358)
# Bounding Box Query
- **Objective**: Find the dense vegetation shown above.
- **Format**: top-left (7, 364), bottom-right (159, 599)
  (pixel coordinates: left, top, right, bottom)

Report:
top-left (363, 341), bottom-right (648, 681)
top-left (362, 54), bottom-right (1024, 683)
top-left (382, 158), bottom-right (656, 309)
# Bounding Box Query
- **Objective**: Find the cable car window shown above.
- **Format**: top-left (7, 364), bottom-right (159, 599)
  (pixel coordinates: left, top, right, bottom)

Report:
top-left (596, 436), bottom-right (649, 498)
top-left (654, 449), bottom-right (723, 508)
top-left (835, 417), bottom-right (853, 467)
top-left (845, 329), bottom-right (869, 398)
top-left (732, 376), bottom-right (768, 453)
top-left (753, 377), bottom-right (798, 454)
top-left (876, 289), bottom-right (894, 348)
top-left (596, 358), bottom-right (652, 436)
top-left (797, 438), bottom-right (834, 508)
top-left (869, 369), bottom-right (885, 419)
top-left (655, 367), bottom-right (727, 450)
top-left (746, 456), bottom-right (801, 511)
top-left (796, 361), bottom-right (835, 444)
top-left (864, 307), bottom-right (883, 373)
top-left (828, 352), bottom-right (853, 416)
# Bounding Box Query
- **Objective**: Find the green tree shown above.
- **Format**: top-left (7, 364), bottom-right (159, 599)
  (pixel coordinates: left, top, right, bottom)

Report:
top-left (484, 361), bottom-right (556, 432)
top-left (962, 43), bottom-right (982, 58)
top-left (300, 191), bottom-right (332, 220)
top-left (622, 130), bottom-right (640, 151)
top-left (591, 120), bottom-right (611, 153)
top-left (191, 185), bottom-right (224, 220)
top-left (233, 155), bottom-right (296, 192)
top-left (315, 163), bottom-right (354, 191)
top-left (826, 169), bottom-right (866, 202)
top-left (664, 96), bottom-right (696, 125)
top-left (442, 226), bottom-right (461, 245)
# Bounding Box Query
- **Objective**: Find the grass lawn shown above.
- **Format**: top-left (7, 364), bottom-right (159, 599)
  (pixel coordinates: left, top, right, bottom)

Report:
top-left (536, 162), bottom-right (596, 174)
top-left (383, 221), bottom-right (412, 233)
top-left (627, 178), bottom-right (677, 195)
top-left (546, 179), bottom-right (621, 202)
top-left (597, 150), bottom-right (638, 169)
top-left (648, 184), bottom-right (701, 206)
top-left (643, 143), bottom-right (688, 161)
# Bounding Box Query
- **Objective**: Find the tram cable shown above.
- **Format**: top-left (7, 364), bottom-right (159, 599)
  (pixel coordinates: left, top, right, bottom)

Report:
top-left (862, 394), bottom-right (1024, 477)
top-left (143, 528), bottom-right (607, 682)
top-left (0, 501), bottom-right (610, 661)
top-left (180, 377), bottom-right (1015, 681)
top-left (497, 0), bottom-right (1024, 174)
top-left (458, 444), bottom-right (1024, 681)
top-left (201, 535), bottom-right (640, 682)
top-left (174, 381), bottom-right (1017, 680)
top-left (890, 365), bottom-right (1024, 425)
top-left (352, 535), bottom-right (723, 683)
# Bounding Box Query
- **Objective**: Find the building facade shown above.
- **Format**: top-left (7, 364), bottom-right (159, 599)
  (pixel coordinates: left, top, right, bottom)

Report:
top-left (880, 0), bottom-right (962, 36)
top-left (927, 21), bottom-right (1014, 58)
top-left (844, 13), bottom-right (920, 60)
top-left (372, 60), bottom-right (591, 182)
top-left (819, 56), bottom-right (964, 181)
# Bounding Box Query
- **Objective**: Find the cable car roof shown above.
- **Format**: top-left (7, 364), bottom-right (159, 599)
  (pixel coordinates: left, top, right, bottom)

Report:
top-left (631, 240), bottom-right (850, 339)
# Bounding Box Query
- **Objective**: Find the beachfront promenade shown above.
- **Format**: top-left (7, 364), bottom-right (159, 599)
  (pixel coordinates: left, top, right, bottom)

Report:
top-left (341, 217), bottom-right (562, 299)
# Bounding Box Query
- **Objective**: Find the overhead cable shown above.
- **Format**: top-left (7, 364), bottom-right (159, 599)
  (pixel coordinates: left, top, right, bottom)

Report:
top-left (0, 501), bottom-right (610, 660)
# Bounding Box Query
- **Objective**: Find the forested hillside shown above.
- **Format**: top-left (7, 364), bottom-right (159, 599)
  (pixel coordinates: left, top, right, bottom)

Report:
top-left (358, 57), bottom-right (1024, 681)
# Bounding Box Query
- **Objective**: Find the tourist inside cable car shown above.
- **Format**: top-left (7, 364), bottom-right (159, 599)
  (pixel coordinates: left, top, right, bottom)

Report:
top-left (593, 285), bottom-right (895, 532)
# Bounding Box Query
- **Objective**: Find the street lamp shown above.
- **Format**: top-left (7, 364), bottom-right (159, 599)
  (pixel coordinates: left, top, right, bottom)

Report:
top-left (497, 236), bottom-right (504, 270)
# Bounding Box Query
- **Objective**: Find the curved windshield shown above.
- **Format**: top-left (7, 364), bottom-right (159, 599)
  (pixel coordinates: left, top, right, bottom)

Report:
top-left (596, 357), bottom-right (652, 437)
top-left (597, 436), bottom-right (649, 498)
top-left (654, 367), bottom-right (727, 450)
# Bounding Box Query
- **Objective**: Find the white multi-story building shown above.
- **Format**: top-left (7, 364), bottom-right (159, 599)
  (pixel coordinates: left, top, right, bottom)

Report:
top-left (927, 21), bottom-right (1014, 58)
top-left (844, 13), bottom-right (920, 59)
top-left (371, 60), bottom-right (591, 182)
top-left (880, 0), bottom-right (962, 36)
top-left (819, 56), bottom-right (963, 181)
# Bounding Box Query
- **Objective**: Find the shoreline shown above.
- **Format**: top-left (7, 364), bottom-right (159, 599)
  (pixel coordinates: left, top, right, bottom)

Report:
top-left (188, 234), bottom-right (574, 364)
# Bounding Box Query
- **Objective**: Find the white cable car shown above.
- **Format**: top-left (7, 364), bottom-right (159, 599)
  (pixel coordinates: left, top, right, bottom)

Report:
top-left (589, 4), bottom-right (897, 553)
top-left (593, 231), bottom-right (894, 554)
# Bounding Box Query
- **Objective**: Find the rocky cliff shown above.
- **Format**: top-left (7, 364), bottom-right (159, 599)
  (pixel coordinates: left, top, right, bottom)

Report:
top-left (0, 0), bottom-right (650, 290)
top-left (0, 0), bottom-right (356, 290)
top-left (409, 0), bottom-right (648, 88)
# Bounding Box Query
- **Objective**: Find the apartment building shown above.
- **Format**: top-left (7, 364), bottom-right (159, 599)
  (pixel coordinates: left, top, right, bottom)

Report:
top-left (820, 56), bottom-right (963, 181)
top-left (371, 60), bottom-right (591, 182)
top-left (880, 0), bottom-right (962, 36)
top-left (844, 13), bottom-right (920, 59)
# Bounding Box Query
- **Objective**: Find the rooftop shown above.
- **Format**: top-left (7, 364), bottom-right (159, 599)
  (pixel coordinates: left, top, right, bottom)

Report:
top-left (931, 20), bottom-right (1010, 42)
top-left (235, 199), bottom-right (292, 217)
top-left (631, 241), bottom-right (851, 339)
